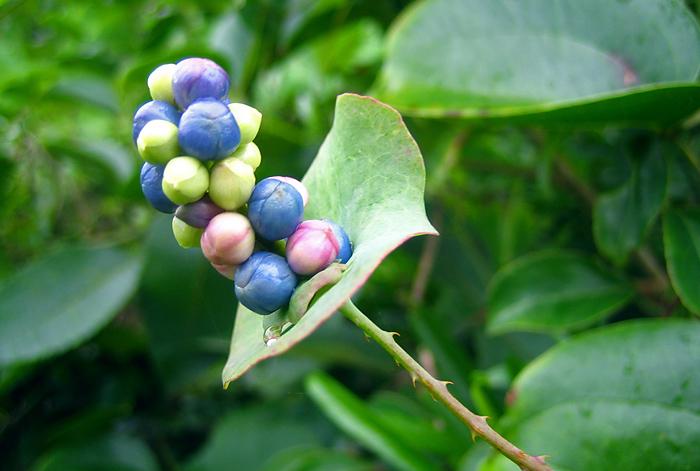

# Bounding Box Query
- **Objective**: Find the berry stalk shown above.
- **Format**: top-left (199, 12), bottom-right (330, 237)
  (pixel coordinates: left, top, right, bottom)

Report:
top-left (340, 301), bottom-right (552, 471)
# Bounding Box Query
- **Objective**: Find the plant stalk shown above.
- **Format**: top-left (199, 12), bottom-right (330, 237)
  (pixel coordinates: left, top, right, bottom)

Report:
top-left (340, 301), bottom-right (552, 471)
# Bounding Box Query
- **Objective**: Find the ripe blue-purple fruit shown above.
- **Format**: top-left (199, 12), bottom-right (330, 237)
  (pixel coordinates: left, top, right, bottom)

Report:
top-left (175, 195), bottom-right (224, 228)
top-left (132, 100), bottom-right (180, 144)
top-left (286, 220), bottom-right (339, 275)
top-left (140, 163), bottom-right (177, 213)
top-left (178, 98), bottom-right (240, 161)
top-left (325, 220), bottom-right (353, 263)
top-left (270, 176), bottom-right (308, 207)
top-left (234, 252), bottom-right (297, 315)
top-left (247, 178), bottom-right (304, 241)
top-left (172, 58), bottom-right (229, 109)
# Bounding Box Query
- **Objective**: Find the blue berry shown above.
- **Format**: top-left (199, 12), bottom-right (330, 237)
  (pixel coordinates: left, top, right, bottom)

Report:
top-left (140, 163), bottom-right (177, 213)
top-left (175, 195), bottom-right (224, 228)
top-left (132, 100), bottom-right (180, 145)
top-left (247, 178), bottom-right (304, 241)
top-left (172, 58), bottom-right (230, 109)
top-left (178, 98), bottom-right (240, 161)
top-left (234, 252), bottom-right (297, 315)
top-left (325, 220), bottom-right (353, 263)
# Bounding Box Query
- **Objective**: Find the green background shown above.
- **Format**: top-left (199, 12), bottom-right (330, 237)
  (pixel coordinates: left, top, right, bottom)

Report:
top-left (1, 1), bottom-right (699, 470)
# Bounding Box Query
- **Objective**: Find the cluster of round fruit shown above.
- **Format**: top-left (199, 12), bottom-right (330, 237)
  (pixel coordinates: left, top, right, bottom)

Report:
top-left (135, 58), bottom-right (352, 316)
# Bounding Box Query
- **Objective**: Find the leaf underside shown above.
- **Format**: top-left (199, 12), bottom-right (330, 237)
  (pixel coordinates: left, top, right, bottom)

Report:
top-left (222, 94), bottom-right (437, 387)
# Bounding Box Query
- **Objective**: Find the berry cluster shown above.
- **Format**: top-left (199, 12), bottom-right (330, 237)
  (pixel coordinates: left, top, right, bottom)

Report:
top-left (135, 58), bottom-right (352, 316)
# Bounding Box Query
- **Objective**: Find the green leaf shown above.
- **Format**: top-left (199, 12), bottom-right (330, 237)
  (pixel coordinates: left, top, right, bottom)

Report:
top-left (222, 94), bottom-right (437, 386)
top-left (487, 319), bottom-right (700, 471)
top-left (369, 391), bottom-right (467, 457)
top-left (487, 251), bottom-right (633, 334)
top-left (185, 404), bottom-right (320, 471)
top-left (375, 0), bottom-right (700, 124)
top-left (261, 445), bottom-right (373, 471)
top-left (305, 372), bottom-right (437, 471)
top-left (508, 319), bottom-right (700, 419)
top-left (593, 143), bottom-right (667, 264)
top-left (487, 401), bottom-right (700, 471)
top-left (34, 432), bottom-right (158, 471)
top-left (0, 246), bottom-right (143, 366)
top-left (664, 208), bottom-right (700, 315)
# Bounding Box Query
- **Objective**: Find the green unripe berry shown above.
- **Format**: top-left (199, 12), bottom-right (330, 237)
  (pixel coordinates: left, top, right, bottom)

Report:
top-left (209, 157), bottom-right (256, 210)
top-left (148, 64), bottom-right (176, 104)
top-left (228, 142), bottom-right (261, 170)
top-left (162, 156), bottom-right (209, 205)
top-left (137, 119), bottom-right (180, 164)
top-left (228, 103), bottom-right (262, 144)
top-left (172, 216), bottom-right (203, 248)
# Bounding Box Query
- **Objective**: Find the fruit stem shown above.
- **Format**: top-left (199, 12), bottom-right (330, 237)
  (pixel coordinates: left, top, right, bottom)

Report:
top-left (340, 300), bottom-right (552, 471)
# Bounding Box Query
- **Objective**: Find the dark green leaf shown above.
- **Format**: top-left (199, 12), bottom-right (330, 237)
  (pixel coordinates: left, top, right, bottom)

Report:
top-left (261, 445), bottom-right (373, 471)
top-left (34, 432), bottom-right (158, 471)
top-left (0, 246), bottom-right (143, 366)
top-left (487, 251), bottom-right (633, 334)
top-left (593, 143), bottom-right (667, 263)
top-left (222, 94), bottom-right (437, 386)
top-left (663, 208), bottom-right (700, 315)
top-left (486, 401), bottom-right (700, 471)
top-left (376, 0), bottom-right (700, 124)
top-left (305, 372), bottom-right (437, 471)
top-left (185, 404), bottom-right (320, 471)
top-left (486, 319), bottom-right (700, 471)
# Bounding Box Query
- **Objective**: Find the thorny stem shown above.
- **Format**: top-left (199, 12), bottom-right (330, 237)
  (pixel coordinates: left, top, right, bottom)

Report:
top-left (340, 301), bottom-right (552, 471)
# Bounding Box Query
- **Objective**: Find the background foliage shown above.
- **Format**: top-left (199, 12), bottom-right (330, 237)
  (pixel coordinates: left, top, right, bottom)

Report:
top-left (1, 1), bottom-right (699, 470)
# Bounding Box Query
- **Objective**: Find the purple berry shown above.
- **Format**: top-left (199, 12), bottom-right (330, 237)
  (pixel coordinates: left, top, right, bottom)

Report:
top-left (172, 58), bottom-right (230, 109)
top-left (174, 195), bottom-right (224, 228)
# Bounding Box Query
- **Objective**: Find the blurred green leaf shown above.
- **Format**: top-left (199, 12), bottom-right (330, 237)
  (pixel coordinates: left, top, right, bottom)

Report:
top-left (185, 403), bottom-right (320, 471)
top-left (305, 372), bottom-right (437, 471)
top-left (223, 94), bottom-right (437, 386)
top-left (370, 391), bottom-right (467, 458)
top-left (254, 20), bottom-right (383, 136)
top-left (507, 319), bottom-right (700, 419)
top-left (0, 246), bottom-right (143, 366)
top-left (486, 319), bottom-right (700, 471)
top-left (593, 142), bottom-right (667, 264)
top-left (261, 445), bottom-right (372, 471)
top-left (410, 308), bottom-right (474, 405)
top-left (53, 75), bottom-right (119, 112)
top-left (663, 208), bottom-right (700, 315)
top-left (376, 0), bottom-right (700, 124)
top-left (209, 11), bottom-right (254, 89)
top-left (487, 251), bottom-right (633, 334)
top-left (33, 432), bottom-right (158, 471)
top-left (139, 216), bottom-right (237, 392)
